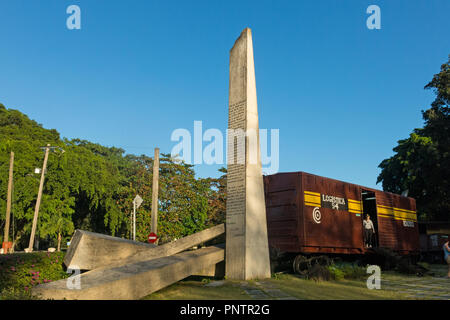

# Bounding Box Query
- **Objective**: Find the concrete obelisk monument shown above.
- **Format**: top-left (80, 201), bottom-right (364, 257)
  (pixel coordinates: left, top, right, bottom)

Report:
top-left (225, 28), bottom-right (271, 280)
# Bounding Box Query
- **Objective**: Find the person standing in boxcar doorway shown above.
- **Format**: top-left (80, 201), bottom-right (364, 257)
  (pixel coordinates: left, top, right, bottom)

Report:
top-left (363, 215), bottom-right (376, 248)
top-left (444, 240), bottom-right (450, 278)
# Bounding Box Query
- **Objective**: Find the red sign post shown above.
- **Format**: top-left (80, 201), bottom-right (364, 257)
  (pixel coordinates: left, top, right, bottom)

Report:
top-left (148, 232), bottom-right (158, 244)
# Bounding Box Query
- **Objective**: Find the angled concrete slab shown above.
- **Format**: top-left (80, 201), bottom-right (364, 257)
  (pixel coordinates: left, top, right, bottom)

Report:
top-left (65, 224), bottom-right (225, 270)
top-left (193, 261), bottom-right (225, 278)
top-left (64, 230), bottom-right (156, 270)
top-left (34, 245), bottom-right (224, 300)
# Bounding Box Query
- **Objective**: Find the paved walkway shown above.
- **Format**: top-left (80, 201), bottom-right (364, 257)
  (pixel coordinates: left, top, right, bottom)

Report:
top-left (382, 276), bottom-right (450, 300)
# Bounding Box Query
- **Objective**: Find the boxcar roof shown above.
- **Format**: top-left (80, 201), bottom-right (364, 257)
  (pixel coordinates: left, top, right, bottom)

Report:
top-left (266, 171), bottom-right (415, 202)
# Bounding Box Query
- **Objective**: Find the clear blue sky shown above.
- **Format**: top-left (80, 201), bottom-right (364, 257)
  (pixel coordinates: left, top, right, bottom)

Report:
top-left (1, 0), bottom-right (449, 189)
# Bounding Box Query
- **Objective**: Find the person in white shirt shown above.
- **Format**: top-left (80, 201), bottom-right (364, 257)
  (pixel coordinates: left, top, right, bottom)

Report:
top-left (363, 215), bottom-right (376, 248)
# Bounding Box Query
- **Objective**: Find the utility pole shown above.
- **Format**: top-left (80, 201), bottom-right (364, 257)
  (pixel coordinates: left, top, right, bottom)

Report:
top-left (3, 151), bottom-right (14, 253)
top-left (27, 144), bottom-right (50, 252)
top-left (151, 147), bottom-right (160, 244)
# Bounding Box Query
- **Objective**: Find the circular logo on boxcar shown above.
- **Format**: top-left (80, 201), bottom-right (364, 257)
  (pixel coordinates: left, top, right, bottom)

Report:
top-left (313, 207), bottom-right (321, 224)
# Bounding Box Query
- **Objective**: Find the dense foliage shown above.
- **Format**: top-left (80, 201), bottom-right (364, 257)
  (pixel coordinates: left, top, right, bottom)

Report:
top-left (377, 55), bottom-right (450, 222)
top-left (0, 105), bottom-right (226, 250)
top-left (327, 263), bottom-right (367, 281)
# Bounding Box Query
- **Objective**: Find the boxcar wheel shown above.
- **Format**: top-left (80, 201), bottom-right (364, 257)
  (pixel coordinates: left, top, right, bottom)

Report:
top-left (311, 255), bottom-right (332, 267)
top-left (293, 255), bottom-right (310, 275)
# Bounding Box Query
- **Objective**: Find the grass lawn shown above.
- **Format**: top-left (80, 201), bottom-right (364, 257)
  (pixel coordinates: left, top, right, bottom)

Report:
top-left (2, 250), bottom-right (446, 300)
top-left (145, 278), bottom-right (252, 300)
top-left (144, 273), bottom-right (411, 300)
top-left (268, 274), bottom-right (409, 300)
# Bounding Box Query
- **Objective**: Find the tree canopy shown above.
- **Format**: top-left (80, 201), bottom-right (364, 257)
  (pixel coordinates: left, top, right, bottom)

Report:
top-left (377, 55), bottom-right (450, 222)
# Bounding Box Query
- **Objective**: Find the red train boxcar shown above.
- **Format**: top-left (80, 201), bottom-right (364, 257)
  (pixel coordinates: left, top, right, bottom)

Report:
top-left (264, 171), bottom-right (420, 257)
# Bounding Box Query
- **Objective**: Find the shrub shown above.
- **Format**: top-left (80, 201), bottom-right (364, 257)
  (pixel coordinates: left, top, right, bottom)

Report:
top-left (327, 265), bottom-right (345, 280)
top-left (327, 262), bottom-right (366, 280)
top-left (305, 264), bottom-right (330, 281)
top-left (372, 248), bottom-right (428, 275)
top-left (201, 278), bottom-right (211, 284)
top-left (416, 261), bottom-right (431, 271)
top-left (341, 264), bottom-right (367, 279)
top-left (372, 247), bottom-right (400, 270)
top-left (271, 272), bottom-right (289, 280)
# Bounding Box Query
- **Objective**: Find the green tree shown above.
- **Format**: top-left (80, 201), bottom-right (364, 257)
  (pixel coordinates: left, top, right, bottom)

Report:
top-left (0, 104), bottom-right (225, 249)
top-left (203, 167), bottom-right (227, 227)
